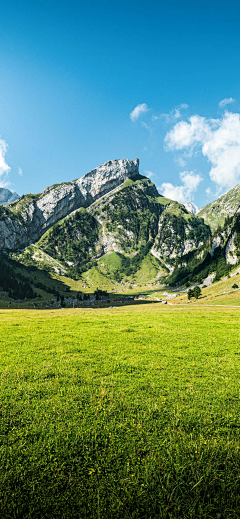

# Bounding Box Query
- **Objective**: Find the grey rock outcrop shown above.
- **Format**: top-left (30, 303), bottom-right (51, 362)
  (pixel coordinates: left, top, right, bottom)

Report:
top-left (0, 158), bottom-right (139, 249)
top-left (225, 232), bottom-right (238, 265)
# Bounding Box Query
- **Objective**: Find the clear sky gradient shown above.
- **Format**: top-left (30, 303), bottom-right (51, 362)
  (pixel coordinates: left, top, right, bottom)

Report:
top-left (0, 0), bottom-right (240, 208)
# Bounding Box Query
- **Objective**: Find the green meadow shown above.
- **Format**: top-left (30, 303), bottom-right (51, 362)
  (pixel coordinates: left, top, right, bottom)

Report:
top-left (1, 304), bottom-right (240, 518)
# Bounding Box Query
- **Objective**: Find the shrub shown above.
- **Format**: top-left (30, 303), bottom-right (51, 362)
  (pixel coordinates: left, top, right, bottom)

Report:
top-left (193, 286), bottom-right (202, 299)
top-left (188, 289), bottom-right (194, 300)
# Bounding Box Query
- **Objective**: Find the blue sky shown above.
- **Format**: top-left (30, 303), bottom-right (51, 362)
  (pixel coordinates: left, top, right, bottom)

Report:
top-left (0, 0), bottom-right (240, 208)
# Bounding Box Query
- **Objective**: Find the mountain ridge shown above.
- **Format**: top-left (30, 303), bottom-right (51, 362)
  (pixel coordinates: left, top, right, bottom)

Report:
top-left (198, 183), bottom-right (240, 231)
top-left (0, 158), bottom-right (139, 249)
top-left (1, 158), bottom-right (240, 293)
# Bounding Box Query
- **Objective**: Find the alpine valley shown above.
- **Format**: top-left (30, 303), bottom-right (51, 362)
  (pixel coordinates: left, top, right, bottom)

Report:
top-left (0, 158), bottom-right (240, 304)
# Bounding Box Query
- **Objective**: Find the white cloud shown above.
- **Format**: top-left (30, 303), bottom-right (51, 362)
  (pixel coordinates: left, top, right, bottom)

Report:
top-left (162, 104), bottom-right (188, 124)
top-left (141, 121), bottom-right (152, 132)
top-left (164, 115), bottom-right (212, 151)
top-left (0, 137), bottom-right (11, 187)
top-left (164, 111), bottom-right (240, 190)
top-left (18, 167), bottom-right (23, 176)
top-left (219, 97), bottom-right (235, 108)
top-left (206, 187), bottom-right (212, 196)
top-left (162, 108), bottom-right (181, 124)
top-left (145, 170), bottom-right (155, 178)
top-left (174, 108), bottom-right (181, 119)
top-left (175, 157), bottom-right (186, 168)
top-left (159, 171), bottom-right (202, 204)
top-left (130, 103), bottom-right (149, 122)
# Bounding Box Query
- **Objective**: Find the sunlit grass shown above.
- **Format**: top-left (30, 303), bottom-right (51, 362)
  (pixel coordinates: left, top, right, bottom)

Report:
top-left (1, 305), bottom-right (240, 518)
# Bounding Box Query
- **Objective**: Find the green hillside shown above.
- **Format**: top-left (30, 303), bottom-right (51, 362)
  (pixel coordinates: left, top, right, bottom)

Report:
top-left (0, 251), bottom-right (78, 309)
top-left (198, 183), bottom-right (240, 231)
top-left (37, 207), bottom-right (101, 278)
top-left (90, 250), bottom-right (164, 287)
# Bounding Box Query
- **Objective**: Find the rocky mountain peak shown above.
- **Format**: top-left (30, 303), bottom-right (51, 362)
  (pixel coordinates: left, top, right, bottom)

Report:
top-left (0, 188), bottom-right (19, 206)
top-left (0, 158), bottom-right (139, 249)
top-left (184, 201), bottom-right (200, 215)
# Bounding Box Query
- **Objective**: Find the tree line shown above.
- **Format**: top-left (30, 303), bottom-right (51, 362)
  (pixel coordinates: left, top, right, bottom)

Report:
top-left (0, 253), bottom-right (36, 299)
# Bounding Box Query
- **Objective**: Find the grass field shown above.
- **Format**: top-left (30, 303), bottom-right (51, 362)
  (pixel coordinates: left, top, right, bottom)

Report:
top-left (1, 304), bottom-right (240, 518)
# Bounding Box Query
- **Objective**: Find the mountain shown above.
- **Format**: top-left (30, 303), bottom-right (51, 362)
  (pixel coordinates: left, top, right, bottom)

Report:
top-left (13, 172), bottom-right (211, 285)
top-left (166, 188), bottom-right (240, 287)
top-left (0, 159), bottom-right (139, 249)
top-left (198, 183), bottom-right (240, 231)
top-left (2, 157), bottom-right (240, 293)
top-left (0, 188), bottom-right (19, 205)
top-left (184, 201), bottom-right (200, 215)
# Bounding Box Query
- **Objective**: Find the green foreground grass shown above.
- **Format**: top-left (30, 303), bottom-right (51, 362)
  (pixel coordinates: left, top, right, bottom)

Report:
top-left (1, 305), bottom-right (240, 518)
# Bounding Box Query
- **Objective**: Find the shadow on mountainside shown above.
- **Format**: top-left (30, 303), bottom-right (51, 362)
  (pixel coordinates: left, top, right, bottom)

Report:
top-left (0, 252), bottom-right (71, 303)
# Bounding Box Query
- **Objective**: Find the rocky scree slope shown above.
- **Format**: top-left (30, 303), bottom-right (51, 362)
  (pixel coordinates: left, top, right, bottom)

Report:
top-left (30, 176), bottom-right (211, 282)
top-left (0, 158), bottom-right (139, 249)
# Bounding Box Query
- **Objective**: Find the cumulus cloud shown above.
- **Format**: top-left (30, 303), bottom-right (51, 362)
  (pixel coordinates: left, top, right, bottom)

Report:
top-left (164, 115), bottom-right (212, 151)
top-left (219, 97), bottom-right (235, 108)
top-left (18, 167), bottom-right (23, 176)
top-left (159, 171), bottom-right (202, 204)
top-left (130, 103), bottom-right (149, 122)
top-left (0, 137), bottom-right (11, 187)
top-left (164, 111), bottom-right (240, 190)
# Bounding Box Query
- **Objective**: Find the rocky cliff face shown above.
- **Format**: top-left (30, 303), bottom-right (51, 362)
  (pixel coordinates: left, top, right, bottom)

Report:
top-left (210, 208), bottom-right (240, 265)
top-left (0, 158), bottom-right (139, 249)
top-left (152, 205), bottom-right (209, 261)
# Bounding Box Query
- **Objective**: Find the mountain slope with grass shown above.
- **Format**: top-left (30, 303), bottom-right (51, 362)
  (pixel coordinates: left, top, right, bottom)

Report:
top-left (198, 183), bottom-right (240, 231)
